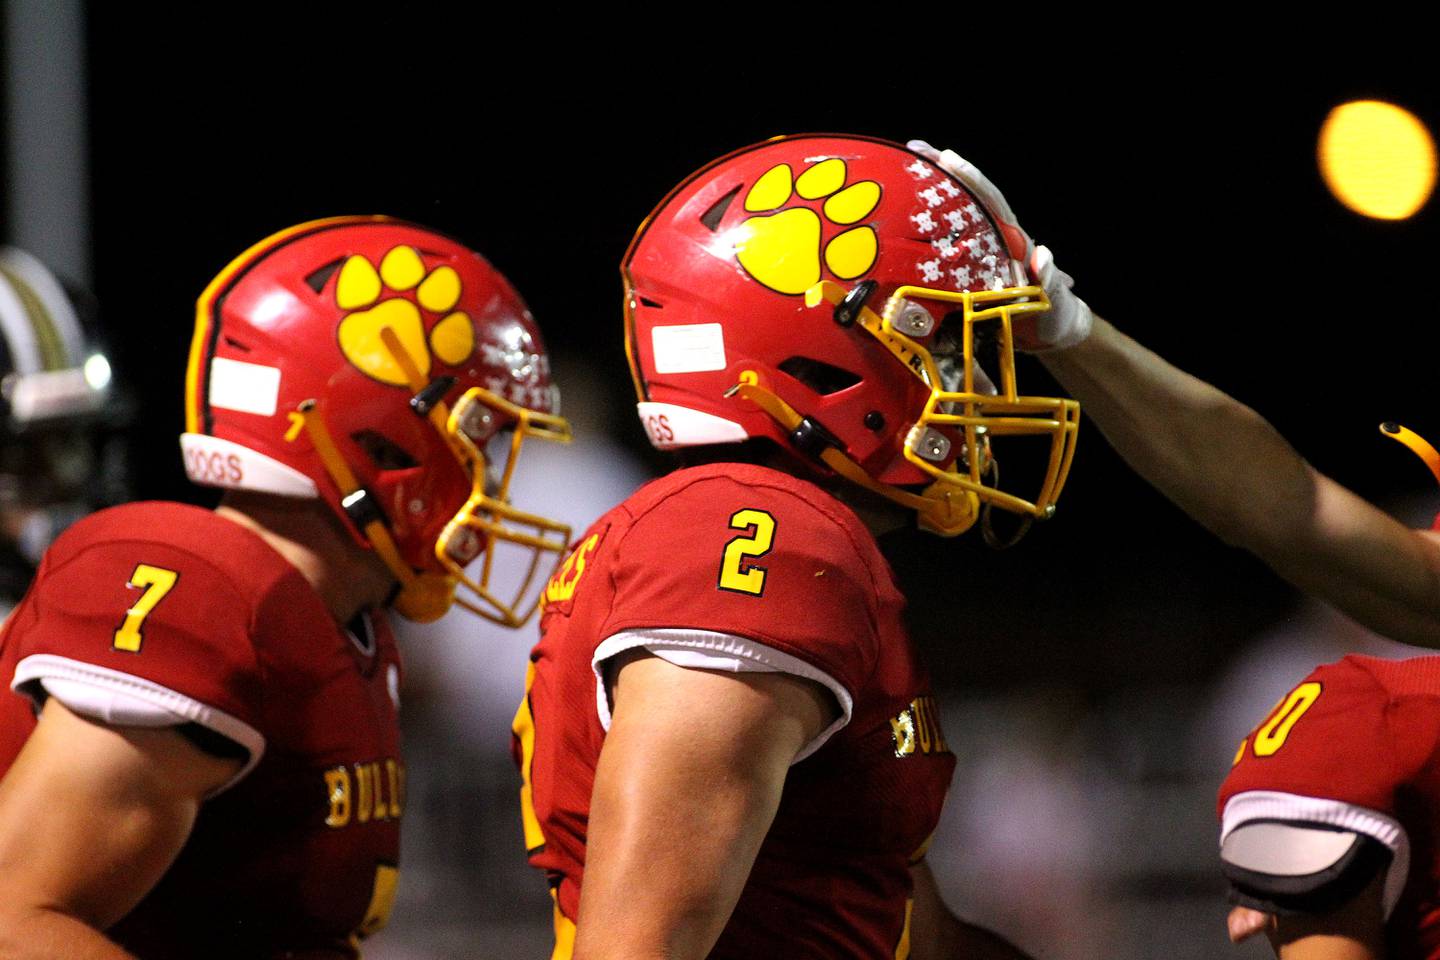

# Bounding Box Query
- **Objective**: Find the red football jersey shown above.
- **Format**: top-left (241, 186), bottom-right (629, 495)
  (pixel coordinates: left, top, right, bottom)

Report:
top-left (1219, 655), bottom-right (1440, 958)
top-left (513, 463), bottom-right (957, 959)
top-left (0, 502), bottom-right (404, 960)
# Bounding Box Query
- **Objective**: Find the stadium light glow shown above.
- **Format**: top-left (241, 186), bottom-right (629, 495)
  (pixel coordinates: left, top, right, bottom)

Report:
top-left (1318, 100), bottom-right (1436, 220)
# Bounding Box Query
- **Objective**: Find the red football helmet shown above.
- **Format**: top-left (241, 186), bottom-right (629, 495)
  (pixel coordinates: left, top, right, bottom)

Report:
top-left (183, 216), bottom-right (571, 624)
top-left (623, 135), bottom-right (1079, 538)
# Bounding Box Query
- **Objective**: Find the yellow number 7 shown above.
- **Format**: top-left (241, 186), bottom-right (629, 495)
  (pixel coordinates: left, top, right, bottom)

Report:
top-left (113, 564), bottom-right (179, 653)
top-left (717, 509), bottom-right (776, 597)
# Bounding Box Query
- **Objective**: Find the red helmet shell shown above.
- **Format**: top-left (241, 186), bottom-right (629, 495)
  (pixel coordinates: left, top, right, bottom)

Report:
top-left (624, 135), bottom-right (1022, 485)
top-left (184, 217), bottom-right (558, 572)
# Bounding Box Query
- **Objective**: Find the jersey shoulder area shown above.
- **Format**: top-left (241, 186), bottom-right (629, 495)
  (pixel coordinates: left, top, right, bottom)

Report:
top-left (1341, 652), bottom-right (1440, 698)
top-left (1219, 654), bottom-right (1440, 853)
top-left (1, 503), bottom-right (311, 768)
top-left (45, 501), bottom-right (304, 603)
top-left (592, 464), bottom-right (892, 688)
top-left (613, 462), bottom-right (884, 566)
top-left (1218, 655), bottom-right (1430, 919)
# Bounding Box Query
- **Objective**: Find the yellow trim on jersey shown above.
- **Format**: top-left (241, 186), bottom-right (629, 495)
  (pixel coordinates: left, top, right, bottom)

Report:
top-left (893, 898), bottom-right (913, 960)
top-left (550, 890), bottom-right (577, 960)
top-left (513, 661), bottom-right (547, 853)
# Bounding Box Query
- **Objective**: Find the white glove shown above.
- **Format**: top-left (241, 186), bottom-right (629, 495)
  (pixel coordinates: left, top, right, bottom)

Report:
top-left (907, 139), bottom-right (1093, 352)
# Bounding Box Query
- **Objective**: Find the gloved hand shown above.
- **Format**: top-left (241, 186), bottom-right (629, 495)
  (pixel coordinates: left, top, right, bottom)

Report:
top-left (907, 140), bottom-right (1093, 352)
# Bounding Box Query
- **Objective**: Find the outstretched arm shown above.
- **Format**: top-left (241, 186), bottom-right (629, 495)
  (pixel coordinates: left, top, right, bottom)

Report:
top-left (1041, 317), bottom-right (1440, 647)
top-left (0, 699), bottom-right (240, 960)
top-left (907, 139), bottom-right (1440, 648)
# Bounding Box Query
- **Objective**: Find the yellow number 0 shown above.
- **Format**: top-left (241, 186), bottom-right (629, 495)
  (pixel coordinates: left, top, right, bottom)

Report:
top-left (1253, 681), bottom-right (1323, 757)
top-left (718, 509), bottom-right (776, 596)
top-left (112, 564), bottom-right (179, 653)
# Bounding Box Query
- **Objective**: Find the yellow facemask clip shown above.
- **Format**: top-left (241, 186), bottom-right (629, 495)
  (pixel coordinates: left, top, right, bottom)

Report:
top-left (379, 327), bottom-right (573, 628)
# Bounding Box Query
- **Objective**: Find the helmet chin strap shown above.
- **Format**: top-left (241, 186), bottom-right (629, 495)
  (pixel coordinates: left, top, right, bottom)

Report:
top-left (289, 399), bottom-right (455, 624)
top-left (731, 380), bottom-right (978, 537)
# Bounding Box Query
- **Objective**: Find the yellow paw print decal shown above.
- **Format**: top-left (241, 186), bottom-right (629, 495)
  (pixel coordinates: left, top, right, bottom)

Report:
top-left (335, 245), bottom-right (475, 386)
top-left (734, 159), bottom-right (882, 295)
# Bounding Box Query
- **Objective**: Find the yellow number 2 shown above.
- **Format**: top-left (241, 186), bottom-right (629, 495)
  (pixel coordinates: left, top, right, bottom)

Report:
top-left (112, 564), bottom-right (179, 653)
top-left (717, 509), bottom-right (776, 597)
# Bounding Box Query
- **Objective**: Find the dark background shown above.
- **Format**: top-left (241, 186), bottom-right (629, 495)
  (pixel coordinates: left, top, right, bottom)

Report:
top-left (5, 10), bottom-right (1433, 958)
top-left (80, 17), bottom-right (1440, 692)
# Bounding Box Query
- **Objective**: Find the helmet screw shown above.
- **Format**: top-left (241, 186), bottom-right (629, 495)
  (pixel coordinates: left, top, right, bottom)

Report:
top-left (911, 427), bottom-right (951, 462)
top-left (864, 411), bottom-right (885, 432)
top-left (898, 303), bottom-right (935, 337)
top-left (409, 498), bottom-right (425, 515)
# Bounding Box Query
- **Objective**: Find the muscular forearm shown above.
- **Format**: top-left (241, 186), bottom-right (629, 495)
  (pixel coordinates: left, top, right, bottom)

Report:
top-left (1041, 316), bottom-right (1440, 645)
top-left (1041, 316), bottom-right (1316, 552)
top-left (0, 906), bottom-right (137, 960)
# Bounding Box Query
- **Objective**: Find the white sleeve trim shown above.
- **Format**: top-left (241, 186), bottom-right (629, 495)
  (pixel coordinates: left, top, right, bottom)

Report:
top-left (1220, 789), bottom-right (1410, 918)
top-left (12, 654), bottom-right (266, 795)
top-left (591, 627), bottom-right (854, 764)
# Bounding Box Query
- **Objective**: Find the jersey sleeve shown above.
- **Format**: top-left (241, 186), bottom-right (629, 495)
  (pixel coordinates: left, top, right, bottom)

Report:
top-left (598, 475), bottom-right (882, 703)
top-left (7, 539), bottom-right (266, 777)
top-left (1216, 657), bottom-right (1433, 918)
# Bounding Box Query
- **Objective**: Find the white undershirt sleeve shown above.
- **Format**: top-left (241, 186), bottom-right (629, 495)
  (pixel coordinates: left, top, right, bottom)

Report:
top-left (1220, 789), bottom-right (1410, 918)
top-left (12, 653), bottom-right (266, 795)
top-left (592, 627), bottom-right (854, 763)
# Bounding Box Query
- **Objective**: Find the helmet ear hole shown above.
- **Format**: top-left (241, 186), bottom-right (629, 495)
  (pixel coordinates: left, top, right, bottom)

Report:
top-left (304, 259), bottom-right (344, 294)
top-left (351, 430), bottom-right (418, 471)
top-left (699, 185), bottom-right (743, 233)
top-left (777, 356), bottom-right (861, 396)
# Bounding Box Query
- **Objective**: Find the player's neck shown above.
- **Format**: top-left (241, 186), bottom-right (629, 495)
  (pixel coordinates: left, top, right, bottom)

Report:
top-left (214, 492), bottom-right (394, 624)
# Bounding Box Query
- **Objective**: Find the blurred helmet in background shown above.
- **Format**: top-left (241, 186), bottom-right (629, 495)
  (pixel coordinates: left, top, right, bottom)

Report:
top-left (0, 246), bottom-right (126, 603)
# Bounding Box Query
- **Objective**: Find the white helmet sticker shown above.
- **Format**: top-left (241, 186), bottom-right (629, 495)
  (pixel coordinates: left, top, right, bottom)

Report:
top-left (208, 357), bottom-right (281, 417)
top-left (650, 323), bottom-right (727, 374)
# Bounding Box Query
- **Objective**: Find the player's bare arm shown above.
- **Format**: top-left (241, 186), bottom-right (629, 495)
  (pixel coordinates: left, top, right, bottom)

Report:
top-left (572, 651), bottom-right (834, 960)
top-left (908, 861), bottom-right (1035, 960)
top-left (1227, 871), bottom-right (1385, 960)
top-left (0, 698), bottom-right (240, 959)
top-left (908, 139), bottom-right (1440, 648)
top-left (1042, 318), bottom-right (1440, 646)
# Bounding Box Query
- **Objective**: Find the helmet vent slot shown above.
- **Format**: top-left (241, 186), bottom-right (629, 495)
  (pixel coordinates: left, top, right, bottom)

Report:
top-left (778, 356), bottom-right (861, 396)
top-left (222, 336), bottom-right (252, 352)
top-left (351, 430), bottom-right (418, 471)
top-left (699, 185), bottom-right (743, 233)
top-left (304, 259), bottom-right (344, 294)
top-left (638, 296), bottom-right (664, 309)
